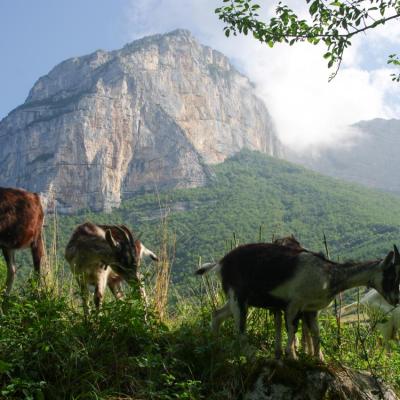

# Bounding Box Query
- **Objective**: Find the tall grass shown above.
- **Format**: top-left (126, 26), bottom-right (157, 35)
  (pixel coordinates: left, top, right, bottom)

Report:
top-left (39, 203), bottom-right (76, 310)
top-left (150, 211), bottom-right (174, 321)
top-left (1, 222), bottom-right (400, 399)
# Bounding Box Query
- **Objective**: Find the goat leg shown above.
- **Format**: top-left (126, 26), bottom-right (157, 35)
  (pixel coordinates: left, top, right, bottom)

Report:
top-left (285, 304), bottom-right (300, 359)
top-left (273, 310), bottom-right (283, 359)
top-left (212, 302), bottom-right (231, 333)
top-left (2, 249), bottom-right (16, 297)
top-left (304, 311), bottom-right (324, 361)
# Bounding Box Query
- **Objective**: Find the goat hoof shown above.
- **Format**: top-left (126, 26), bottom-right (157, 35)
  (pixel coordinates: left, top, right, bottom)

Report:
top-left (285, 351), bottom-right (298, 360)
top-left (243, 343), bottom-right (257, 358)
top-left (274, 349), bottom-right (283, 359)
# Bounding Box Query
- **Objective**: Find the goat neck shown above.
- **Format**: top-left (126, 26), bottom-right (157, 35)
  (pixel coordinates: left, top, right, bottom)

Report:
top-left (328, 259), bottom-right (382, 294)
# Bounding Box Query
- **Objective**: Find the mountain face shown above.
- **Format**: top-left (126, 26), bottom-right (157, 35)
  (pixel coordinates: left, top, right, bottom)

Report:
top-left (287, 119), bottom-right (400, 196)
top-left (0, 29), bottom-right (281, 213)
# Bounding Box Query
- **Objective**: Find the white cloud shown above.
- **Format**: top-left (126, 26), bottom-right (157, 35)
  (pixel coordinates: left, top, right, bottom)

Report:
top-left (125, 0), bottom-right (400, 150)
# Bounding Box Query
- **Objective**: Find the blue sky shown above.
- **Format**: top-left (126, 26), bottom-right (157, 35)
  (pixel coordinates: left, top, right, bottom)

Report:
top-left (1, 0), bottom-right (399, 148)
top-left (0, 0), bottom-right (130, 118)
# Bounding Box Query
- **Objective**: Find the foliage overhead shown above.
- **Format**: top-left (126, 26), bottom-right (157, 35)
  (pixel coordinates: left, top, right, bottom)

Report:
top-left (215, 0), bottom-right (400, 81)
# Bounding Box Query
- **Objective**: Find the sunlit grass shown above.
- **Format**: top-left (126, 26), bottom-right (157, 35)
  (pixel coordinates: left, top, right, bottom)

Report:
top-left (1, 214), bottom-right (400, 399)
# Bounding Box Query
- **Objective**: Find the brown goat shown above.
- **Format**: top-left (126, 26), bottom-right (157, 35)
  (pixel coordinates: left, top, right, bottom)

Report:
top-left (273, 235), bottom-right (302, 250)
top-left (0, 187), bottom-right (44, 296)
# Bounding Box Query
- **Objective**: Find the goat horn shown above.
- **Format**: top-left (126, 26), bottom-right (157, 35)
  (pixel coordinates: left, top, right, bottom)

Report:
top-left (119, 225), bottom-right (136, 246)
top-left (112, 225), bottom-right (132, 246)
top-left (122, 225), bottom-right (142, 242)
top-left (394, 245), bottom-right (400, 264)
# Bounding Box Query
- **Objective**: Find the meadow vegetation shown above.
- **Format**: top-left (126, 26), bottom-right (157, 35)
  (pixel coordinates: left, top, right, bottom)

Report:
top-left (1, 262), bottom-right (400, 399)
top-left (2, 150), bottom-right (400, 399)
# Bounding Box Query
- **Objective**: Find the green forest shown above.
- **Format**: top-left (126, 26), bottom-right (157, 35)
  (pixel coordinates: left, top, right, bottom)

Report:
top-left (57, 149), bottom-right (400, 283)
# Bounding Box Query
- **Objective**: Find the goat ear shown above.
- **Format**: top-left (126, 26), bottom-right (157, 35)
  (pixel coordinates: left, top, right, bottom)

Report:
top-left (105, 230), bottom-right (119, 250)
top-left (393, 245), bottom-right (400, 265)
top-left (382, 250), bottom-right (394, 270)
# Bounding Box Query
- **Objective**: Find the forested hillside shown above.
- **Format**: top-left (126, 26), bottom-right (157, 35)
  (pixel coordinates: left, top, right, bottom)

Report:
top-left (56, 149), bottom-right (400, 284)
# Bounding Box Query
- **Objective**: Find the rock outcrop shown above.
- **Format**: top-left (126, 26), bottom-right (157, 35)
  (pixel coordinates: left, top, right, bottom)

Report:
top-left (246, 360), bottom-right (398, 400)
top-left (0, 29), bottom-right (281, 213)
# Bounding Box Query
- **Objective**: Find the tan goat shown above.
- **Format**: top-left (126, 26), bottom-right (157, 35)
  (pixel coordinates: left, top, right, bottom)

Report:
top-left (65, 222), bottom-right (158, 313)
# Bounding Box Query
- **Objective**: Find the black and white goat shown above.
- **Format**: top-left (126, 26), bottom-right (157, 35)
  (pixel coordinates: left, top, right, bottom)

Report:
top-left (65, 222), bottom-right (158, 314)
top-left (271, 236), bottom-right (316, 358)
top-left (196, 243), bottom-right (400, 359)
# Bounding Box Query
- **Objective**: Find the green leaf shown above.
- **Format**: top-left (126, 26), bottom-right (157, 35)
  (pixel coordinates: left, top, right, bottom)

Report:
top-left (0, 360), bottom-right (12, 373)
top-left (309, 0), bottom-right (319, 16)
top-left (282, 12), bottom-right (289, 25)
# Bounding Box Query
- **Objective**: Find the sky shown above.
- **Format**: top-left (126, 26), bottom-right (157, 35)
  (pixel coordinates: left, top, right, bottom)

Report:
top-left (1, 0), bottom-right (399, 150)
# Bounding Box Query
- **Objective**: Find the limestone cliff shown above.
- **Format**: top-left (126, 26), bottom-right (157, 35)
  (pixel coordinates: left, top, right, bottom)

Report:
top-left (0, 29), bottom-right (282, 213)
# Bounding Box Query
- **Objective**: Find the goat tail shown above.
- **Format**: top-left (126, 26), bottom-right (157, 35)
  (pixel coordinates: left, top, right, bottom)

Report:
top-left (195, 262), bottom-right (221, 276)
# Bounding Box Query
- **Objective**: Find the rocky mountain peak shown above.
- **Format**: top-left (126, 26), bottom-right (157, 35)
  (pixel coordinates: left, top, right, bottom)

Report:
top-left (0, 30), bottom-right (282, 213)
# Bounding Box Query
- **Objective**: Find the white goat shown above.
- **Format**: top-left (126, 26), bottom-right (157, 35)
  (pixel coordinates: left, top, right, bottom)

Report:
top-left (341, 289), bottom-right (400, 350)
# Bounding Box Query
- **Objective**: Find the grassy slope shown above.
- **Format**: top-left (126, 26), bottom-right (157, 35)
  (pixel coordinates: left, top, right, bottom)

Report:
top-left (3, 150), bottom-right (400, 398)
top-left (57, 149), bottom-right (400, 284)
top-left (1, 280), bottom-right (400, 399)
